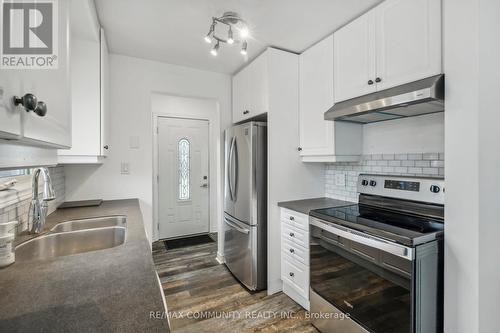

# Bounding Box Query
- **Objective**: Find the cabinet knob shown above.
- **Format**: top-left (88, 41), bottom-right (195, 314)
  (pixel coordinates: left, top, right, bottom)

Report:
top-left (13, 94), bottom-right (47, 117)
top-left (367, 80), bottom-right (374, 85)
top-left (375, 77), bottom-right (382, 83)
top-left (297, 147), bottom-right (302, 152)
top-left (34, 101), bottom-right (47, 117)
top-left (289, 216), bottom-right (295, 221)
top-left (243, 110), bottom-right (250, 115)
top-left (289, 232), bottom-right (294, 237)
top-left (289, 272), bottom-right (294, 277)
top-left (103, 145), bottom-right (109, 150)
top-left (289, 248), bottom-right (294, 253)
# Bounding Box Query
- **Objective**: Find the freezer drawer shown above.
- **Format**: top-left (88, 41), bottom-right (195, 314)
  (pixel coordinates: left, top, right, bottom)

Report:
top-left (223, 213), bottom-right (266, 290)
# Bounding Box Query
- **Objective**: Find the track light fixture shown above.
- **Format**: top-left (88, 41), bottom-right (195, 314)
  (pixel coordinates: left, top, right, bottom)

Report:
top-left (204, 12), bottom-right (249, 57)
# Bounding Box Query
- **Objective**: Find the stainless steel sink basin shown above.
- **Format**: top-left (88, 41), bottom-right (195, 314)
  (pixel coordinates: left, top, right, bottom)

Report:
top-left (50, 215), bottom-right (126, 233)
top-left (16, 227), bottom-right (126, 262)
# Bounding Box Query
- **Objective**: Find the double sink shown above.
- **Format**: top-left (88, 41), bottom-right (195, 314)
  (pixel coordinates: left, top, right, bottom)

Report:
top-left (16, 216), bottom-right (127, 262)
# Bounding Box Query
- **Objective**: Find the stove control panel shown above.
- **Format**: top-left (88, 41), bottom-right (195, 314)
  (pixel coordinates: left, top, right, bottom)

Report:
top-left (357, 174), bottom-right (444, 205)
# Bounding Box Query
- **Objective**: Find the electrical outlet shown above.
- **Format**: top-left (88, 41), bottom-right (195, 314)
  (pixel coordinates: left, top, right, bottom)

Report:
top-left (335, 174), bottom-right (346, 187)
top-left (121, 162), bottom-right (130, 175)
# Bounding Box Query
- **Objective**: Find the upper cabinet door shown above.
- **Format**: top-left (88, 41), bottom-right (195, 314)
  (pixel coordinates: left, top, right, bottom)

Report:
top-left (334, 11), bottom-right (377, 103)
top-left (100, 28), bottom-right (110, 156)
top-left (21, 0), bottom-right (71, 148)
top-left (299, 35), bottom-right (335, 156)
top-left (232, 51), bottom-right (269, 123)
top-left (0, 73), bottom-right (22, 139)
top-left (375, 0), bottom-right (442, 91)
top-left (232, 67), bottom-right (247, 124)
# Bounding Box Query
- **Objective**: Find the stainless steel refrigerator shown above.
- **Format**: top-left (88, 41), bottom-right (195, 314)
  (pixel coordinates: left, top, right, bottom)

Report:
top-left (224, 121), bottom-right (267, 291)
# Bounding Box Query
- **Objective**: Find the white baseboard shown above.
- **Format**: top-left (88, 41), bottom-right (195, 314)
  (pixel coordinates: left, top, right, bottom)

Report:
top-left (267, 279), bottom-right (283, 295)
top-left (216, 252), bottom-right (225, 264)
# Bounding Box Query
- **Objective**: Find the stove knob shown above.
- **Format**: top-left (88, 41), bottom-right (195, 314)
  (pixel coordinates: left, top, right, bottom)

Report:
top-left (430, 185), bottom-right (441, 193)
top-left (361, 179), bottom-right (369, 186)
top-left (369, 180), bottom-right (377, 187)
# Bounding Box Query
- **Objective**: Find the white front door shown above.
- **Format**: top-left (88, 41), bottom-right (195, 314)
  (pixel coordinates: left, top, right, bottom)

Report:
top-left (158, 117), bottom-right (209, 239)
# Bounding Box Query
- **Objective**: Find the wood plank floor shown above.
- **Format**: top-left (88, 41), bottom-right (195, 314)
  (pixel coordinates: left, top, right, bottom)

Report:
top-left (152, 239), bottom-right (318, 333)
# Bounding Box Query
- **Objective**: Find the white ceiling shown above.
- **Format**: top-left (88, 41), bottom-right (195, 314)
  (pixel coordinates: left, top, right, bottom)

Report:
top-left (94, 0), bottom-right (381, 74)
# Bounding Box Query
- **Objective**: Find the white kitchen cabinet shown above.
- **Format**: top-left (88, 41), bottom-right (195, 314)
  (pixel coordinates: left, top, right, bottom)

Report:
top-left (334, 0), bottom-right (441, 102)
top-left (58, 3), bottom-right (109, 164)
top-left (299, 35), bottom-right (362, 162)
top-left (334, 11), bottom-right (376, 103)
top-left (375, 0), bottom-right (442, 91)
top-left (280, 208), bottom-right (310, 310)
top-left (0, 0), bottom-right (71, 148)
top-left (232, 51), bottom-right (269, 123)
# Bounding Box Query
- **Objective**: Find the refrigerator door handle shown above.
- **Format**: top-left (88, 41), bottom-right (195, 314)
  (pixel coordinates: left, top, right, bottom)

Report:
top-left (224, 217), bottom-right (250, 234)
top-left (232, 138), bottom-right (238, 201)
top-left (228, 136), bottom-right (235, 201)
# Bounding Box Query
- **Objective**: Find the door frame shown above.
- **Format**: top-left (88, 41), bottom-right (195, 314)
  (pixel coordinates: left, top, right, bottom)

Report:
top-left (152, 93), bottom-right (224, 263)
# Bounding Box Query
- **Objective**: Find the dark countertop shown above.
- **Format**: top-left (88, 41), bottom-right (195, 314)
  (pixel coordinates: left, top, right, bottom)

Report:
top-left (278, 197), bottom-right (354, 215)
top-left (0, 199), bottom-right (170, 333)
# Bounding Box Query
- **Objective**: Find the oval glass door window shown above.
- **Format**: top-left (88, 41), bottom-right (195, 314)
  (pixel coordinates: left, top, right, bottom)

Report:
top-left (178, 138), bottom-right (191, 200)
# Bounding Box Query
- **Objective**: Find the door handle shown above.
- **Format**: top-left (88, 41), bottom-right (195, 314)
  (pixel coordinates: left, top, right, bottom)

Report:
top-left (232, 138), bottom-right (238, 201)
top-left (228, 137), bottom-right (235, 200)
top-left (224, 218), bottom-right (250, 234)
top-left (200, 183), bottom-right (209, 188)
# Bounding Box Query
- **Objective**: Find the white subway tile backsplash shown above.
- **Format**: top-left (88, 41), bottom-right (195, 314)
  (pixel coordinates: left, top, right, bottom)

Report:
top-left (423, 153), bottom-right (440, 160)
top-left (0, 167), bottom-right (65, 235)
top-left (408, 153), bottom-right (423, 160)
top-left (325, 152), bottom-right (444, 202)
top-left (382, 154), bottom-right (395, 160)
top-left (415, 160), bottom-right (431, 167)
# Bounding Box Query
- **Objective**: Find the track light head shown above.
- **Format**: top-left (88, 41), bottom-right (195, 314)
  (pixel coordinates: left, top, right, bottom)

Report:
top-left (240, 40), bottom-right (248, 55)
top-left (211, 41), bottom-right (220, 56)
top-left (239, 26), bottom-right (249, 38)
top-left (227, 28), bottom-right (234, 44)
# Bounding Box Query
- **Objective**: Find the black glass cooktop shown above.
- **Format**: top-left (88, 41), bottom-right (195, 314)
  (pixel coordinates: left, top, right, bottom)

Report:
top-left (310, 204), bottom-right (444, 246)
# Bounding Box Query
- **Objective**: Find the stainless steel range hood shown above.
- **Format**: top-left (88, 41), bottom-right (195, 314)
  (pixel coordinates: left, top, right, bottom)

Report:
top-left (324, 74), bottom-right (444, 124)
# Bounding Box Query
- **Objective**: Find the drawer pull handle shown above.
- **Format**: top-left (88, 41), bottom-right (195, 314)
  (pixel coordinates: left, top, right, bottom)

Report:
top-left (289, 216), bottom-right (295, 221)
top-left (289, 248), bottom-right (294, 253)
top-left (289, 232), bottom-right (294, 237)
top-left (289, 272), bottom-right (294, 277)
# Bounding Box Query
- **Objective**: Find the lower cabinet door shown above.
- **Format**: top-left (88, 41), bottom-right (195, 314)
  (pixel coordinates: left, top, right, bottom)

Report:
top-left (282, 255), bottom-right (309, 296)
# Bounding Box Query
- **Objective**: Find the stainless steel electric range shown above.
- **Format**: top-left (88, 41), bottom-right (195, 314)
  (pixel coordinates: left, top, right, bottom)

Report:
top-left (309, 174), bottom-right (444, 333)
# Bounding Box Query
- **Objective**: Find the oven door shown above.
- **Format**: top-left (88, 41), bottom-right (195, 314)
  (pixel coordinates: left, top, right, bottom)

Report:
top-left (310, 218), bottom-right (414, 333)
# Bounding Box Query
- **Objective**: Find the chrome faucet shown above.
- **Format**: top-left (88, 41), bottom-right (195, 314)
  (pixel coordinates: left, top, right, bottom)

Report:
top-left (28, 168), bottom-right (56, 234)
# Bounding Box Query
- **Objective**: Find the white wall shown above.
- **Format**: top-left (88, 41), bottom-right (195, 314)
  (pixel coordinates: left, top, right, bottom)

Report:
top-left (363, 113), bottom-right (444, 154)
top-left (444, 0), bottom-right (500, 332)
top-left (64, 54), bottom-right (232, 243)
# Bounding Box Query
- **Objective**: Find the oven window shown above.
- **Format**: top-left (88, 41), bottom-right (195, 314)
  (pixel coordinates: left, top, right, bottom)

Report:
top-left (310, 226), bottom-right (412, 333)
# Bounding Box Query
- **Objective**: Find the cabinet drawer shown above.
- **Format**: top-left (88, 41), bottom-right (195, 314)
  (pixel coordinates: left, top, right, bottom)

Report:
top-left (282, 223), bottom-right (309, 249)
top-left (280, 208), bottom-right (309, 231)
top-left (281, 256), bottom-right (309, 296)
top-left (282, 239), bottom-right (309, 266)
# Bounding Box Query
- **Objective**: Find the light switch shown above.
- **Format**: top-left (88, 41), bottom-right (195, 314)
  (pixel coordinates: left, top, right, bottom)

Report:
top-left (121, 162), bottom-right (130, 175)
top-left (334, 174), bottom-right (346, 187)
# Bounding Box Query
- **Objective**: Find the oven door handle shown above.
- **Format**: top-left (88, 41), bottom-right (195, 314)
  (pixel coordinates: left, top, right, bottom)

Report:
top-left (310, 218), bottom-right (414, 260)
